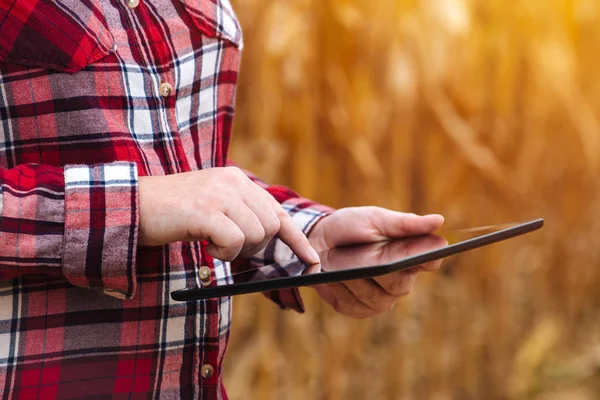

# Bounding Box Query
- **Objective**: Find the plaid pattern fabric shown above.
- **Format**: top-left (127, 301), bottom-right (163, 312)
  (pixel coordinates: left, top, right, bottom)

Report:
top-left (0, 0), bottom-right (332, 398)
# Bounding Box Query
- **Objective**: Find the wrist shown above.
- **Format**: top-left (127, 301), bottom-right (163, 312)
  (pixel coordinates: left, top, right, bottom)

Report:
top-left (307, 212), bottom-right (333, 252)
top-left (138, 176), bottom-right (161, 246)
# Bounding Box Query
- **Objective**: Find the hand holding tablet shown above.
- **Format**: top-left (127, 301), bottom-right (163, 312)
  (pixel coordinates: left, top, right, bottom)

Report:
top-left (171, 219), bottom-right (543, 301)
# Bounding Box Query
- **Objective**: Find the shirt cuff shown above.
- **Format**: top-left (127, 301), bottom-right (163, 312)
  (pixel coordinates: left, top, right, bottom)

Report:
top-left (62, 163), bottom-right (139, 299)
top-left (0, 164), bottom-right (65, 276)
top-left (261, 198), bottom-right (334, 313)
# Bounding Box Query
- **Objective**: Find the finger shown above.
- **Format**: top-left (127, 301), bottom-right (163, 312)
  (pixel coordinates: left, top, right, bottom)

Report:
top-left (395, 234), bottom-right (447, 272)
top-left (373, 270), bottom-right (419, 296)
top-left (239, 187), bottom-right (282, 258)
top-left (303, 263), bottom-right (322, 275)
top-left (257, 189), bottom-right (320, 264)
top-left (377, 234), bottom-right (447, 272)
top-left (370, 209), bottom-right (444, 239)
top-left (313, 282), bottom-right (380, 319)
top-left (223, 202), bottom-right (266, 252)
top-left (203, 212), bottom-right (245, 261)
top-left (341, 278), bottom-right (399, 312)
top-left (414, 259), bottom-right (444, 272)
top-left (276, 211), bottom-right (320, 264)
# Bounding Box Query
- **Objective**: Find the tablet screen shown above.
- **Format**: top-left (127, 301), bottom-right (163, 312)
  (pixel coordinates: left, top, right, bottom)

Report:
top-left (216, 221), bottom-right (534, 287)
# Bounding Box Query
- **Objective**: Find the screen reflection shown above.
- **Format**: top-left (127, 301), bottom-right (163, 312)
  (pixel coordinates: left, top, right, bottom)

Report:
top-left (210, 222), bottom-right (525, 287)
top-left (212, 234), bottom-right (447, 287)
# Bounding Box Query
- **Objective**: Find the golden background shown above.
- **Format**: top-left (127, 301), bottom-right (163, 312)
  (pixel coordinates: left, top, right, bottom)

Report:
top-left (226, 0), bottom-right (600, 398)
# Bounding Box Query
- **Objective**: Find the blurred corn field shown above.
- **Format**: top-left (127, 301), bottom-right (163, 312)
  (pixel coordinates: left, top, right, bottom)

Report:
top-left (225, 0), bottom-right (600, 398)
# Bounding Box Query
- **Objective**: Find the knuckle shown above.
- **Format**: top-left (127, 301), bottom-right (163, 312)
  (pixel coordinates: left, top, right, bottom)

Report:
top-left (393, 283), bottom-right (411, 297)
top-left (426, 260), bottom-right (443, 271)
top-left (223, 166), bottom-right (240, 180)
top-left (369, 299), bottom-right (392, 315)
top-left (231, 166), bottom-right (246, 180)
top-left (399, 282), bottom-right (415, 297)
top-left (333, 301), bottom-right (346, 316)
top-left (249, 225), bottom-right (266, 244)
top-left (212, 245), bottom-right (238, 261)
top-left (229, 231), bottom-right (245, 249)
top-left (361, 206), bottom-right (382, 218)
top-left (384, 299), bottom-right (397, 312)
top-left (370, 296), bottom-right (389, 311)
top-left (274, 206), bottom-right (290, 219)
top-left (200, 197), bottom-right (224, 214)
top-left (264, 217), bottom-right (281, 236)
top-left (206, 211), bottom-right (225, 224)
top-left (390, 273), bottom-right (417, 296)
top-left (219, 251), bottom-right (236, 261)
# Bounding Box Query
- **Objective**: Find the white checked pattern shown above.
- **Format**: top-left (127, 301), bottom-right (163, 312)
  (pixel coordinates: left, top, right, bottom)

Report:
top-left (198, 44), bottom-right (220, 124)
top-left (64, 163), bottom-right (137, 188)
top-left (132, 108), bottom-right (154, 135)
top-left (123, 66), bottom-right (148, 98)
top-left (176, 54), bottom-right (196, 131)
top-left (64, 166), bottom-right (91, 187)
top-left (200, 44), bottom-right (219, 80)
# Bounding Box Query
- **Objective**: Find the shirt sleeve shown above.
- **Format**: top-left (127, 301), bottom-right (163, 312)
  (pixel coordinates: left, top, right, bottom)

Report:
top-left (0, 162), bottom-right (139, 299)
top-left (228, 161), bottom-right (334, 313)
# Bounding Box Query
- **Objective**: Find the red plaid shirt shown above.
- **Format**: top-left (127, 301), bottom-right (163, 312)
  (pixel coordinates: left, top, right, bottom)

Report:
top-left (0, 0), bottom-right (332, 398)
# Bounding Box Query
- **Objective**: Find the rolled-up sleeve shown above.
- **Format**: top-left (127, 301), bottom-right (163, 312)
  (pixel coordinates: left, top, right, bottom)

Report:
top-left (62, 162), bottom-right (139, 299)
top-left (0, 162), bottom-right (139, 299)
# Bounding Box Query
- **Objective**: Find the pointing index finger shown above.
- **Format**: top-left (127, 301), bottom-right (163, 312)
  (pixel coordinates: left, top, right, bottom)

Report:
top-left (276, 211), bottom-right (321, 264)
top-left (253, 183), bottom-right (321, 264)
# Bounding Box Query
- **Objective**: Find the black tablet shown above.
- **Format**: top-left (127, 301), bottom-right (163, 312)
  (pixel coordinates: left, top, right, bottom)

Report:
top-left (171, 218), bottom-right (543, 301)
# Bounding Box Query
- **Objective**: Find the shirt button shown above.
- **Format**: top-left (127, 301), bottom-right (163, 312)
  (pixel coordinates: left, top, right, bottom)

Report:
top-left (199, 266), bottom-right (212, 285)
top-left (201, 364), bottom-right (214, 379)
top-left (126, 0), bottom-right (139, 9)
top-left (159, 82), bottom-right (173, 97)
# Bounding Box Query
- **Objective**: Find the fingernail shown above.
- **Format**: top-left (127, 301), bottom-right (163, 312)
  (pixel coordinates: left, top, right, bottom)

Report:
top-left (308, 246), bottom-right (320, 264)
top-left (427, 213), bottom-right (444, 220)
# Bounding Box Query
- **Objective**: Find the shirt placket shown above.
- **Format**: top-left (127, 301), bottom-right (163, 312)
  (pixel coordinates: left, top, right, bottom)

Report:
top-left (120, 0), bottom-right (221, 395)
top-left (122, 0), bottom-right (188, 175)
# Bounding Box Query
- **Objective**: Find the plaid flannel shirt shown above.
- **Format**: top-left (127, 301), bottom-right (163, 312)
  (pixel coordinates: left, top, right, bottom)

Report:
top-left (0, 0), bottom-right (333, 398)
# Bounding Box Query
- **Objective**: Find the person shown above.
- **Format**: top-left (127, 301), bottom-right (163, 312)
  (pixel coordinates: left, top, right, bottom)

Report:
top-left (0, 0), bottom-right (444, 398)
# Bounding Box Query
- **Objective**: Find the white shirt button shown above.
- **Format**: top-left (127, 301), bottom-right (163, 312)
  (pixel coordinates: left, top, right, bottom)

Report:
top-left (126, 0), bottom-right (139, 9)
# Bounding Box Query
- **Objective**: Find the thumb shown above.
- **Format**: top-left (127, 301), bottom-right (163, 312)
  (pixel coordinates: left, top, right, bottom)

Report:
top-left (372, 210), bottom-right (444, 239)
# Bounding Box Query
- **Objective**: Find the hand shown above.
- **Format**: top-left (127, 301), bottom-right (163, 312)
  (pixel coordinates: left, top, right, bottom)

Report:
top-left (307, 207), bottom-right (444, 318)
top-left (138, 167), bottom-right (320, 263)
